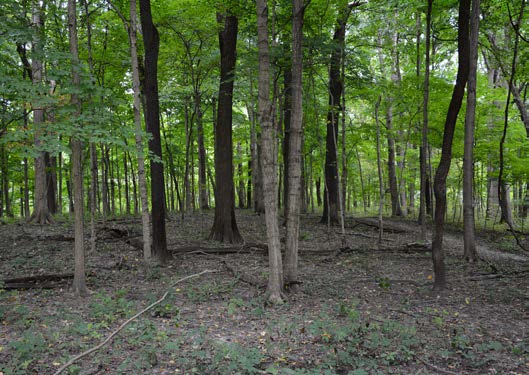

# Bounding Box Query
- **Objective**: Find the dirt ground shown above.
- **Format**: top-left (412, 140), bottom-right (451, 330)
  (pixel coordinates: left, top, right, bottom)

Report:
top-left (0, 210), bottom-right (528, 374)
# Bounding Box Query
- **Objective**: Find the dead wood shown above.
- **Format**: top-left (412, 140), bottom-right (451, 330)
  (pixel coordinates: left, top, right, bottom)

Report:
top-left (349, 217), bottom-right (408, 233)
top-left (2, 273), bottom-right (74, 290)
top-left (222, 259), bottom-right (266, 288)
top-left (53, 269), bottom-right (217, 375)
top-left (339, 242), bottom-right (430, 254)
top-left (172, 242), bottom-right (267, 255)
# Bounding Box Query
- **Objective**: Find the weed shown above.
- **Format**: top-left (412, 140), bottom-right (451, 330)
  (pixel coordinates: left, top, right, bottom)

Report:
top-left (210, 342), bottom-right (264, 374)
top-left (89, 289), bottom-right (135, 324)
top-left (3, 331), bottom-right (47, 374)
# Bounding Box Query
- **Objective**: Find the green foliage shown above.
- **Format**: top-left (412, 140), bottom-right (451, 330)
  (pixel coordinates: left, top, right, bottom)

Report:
top-left (89, 289), bottom-right (135, 324)
top-left (211, 342), bottom-right (265, 374)
top-left (3, 331), bottom-right (47, 374)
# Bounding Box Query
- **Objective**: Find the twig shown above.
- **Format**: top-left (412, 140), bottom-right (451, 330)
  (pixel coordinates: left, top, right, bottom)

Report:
top-left (53, 269), bottom-right (217, 375)
top-left (416, 356), bottom-right (459, 375)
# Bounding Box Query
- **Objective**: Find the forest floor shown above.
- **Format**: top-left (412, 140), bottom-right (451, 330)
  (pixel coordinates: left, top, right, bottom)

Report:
top-left (0, 210), bottom-right (528, 375)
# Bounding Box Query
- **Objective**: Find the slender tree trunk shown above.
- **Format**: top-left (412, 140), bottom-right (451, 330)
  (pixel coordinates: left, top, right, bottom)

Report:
top-left (432, 0), bottom-right (470, 291)
top-left (463, 0), bottom-right (480, 262)
top-left (209, 11), bottom-right (242, 243)
top-left (29, 0), bottom-right (52, 224)
top-left (375, 96), bottom-right (384, 247)
top-left (498, 2), bottom-right (524, 229)
top-left (322, 4), bottom-right (356, 224)
top-left (284, 0), bottom-right (304, 286)
top-left (68, 0), bottom-right (87, 295)
top-left (196, 93), bottom-right (209, 210)
top-left (282, 68), bottom-right (292, 216)
top-left (140, 0), bottom-right (169, 262)
top-left (257, 0), bottom-right (283, 304)
top-left (419, 0), bottom-right (432, 239)
top-left (237, 142), bottom-right (246, 208)
top-left (123, 151), bottom-right (130, 214)
top-left (184, 102), bottom-right (192, 212)
top-left (130, 0), bottom-right (152, 260)
top-left (355, 148), bottom-right (367, 213)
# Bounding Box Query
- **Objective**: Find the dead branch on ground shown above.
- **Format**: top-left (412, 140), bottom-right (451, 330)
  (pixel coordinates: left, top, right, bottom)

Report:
top-left (53, 269), bottom-right (217, 375)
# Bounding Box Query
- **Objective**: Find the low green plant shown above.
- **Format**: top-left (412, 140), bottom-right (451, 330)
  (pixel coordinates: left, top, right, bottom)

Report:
top-left (89, 289), bottom-right (134, 324)
top-left (4, 331), bottom-right (47, 374)
top-left (210, 342), bottom-right (264, 374)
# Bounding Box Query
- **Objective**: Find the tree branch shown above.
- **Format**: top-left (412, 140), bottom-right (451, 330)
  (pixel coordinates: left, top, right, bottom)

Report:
top-left (53, 269), bottom-right (217, 375)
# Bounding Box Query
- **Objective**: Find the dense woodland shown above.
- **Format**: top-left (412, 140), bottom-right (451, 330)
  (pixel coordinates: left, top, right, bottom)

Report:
top-left (1, 0), bottom-right (529, 373)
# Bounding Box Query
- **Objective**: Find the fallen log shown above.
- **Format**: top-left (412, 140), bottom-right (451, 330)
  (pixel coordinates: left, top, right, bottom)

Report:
top-left (340, 241), bottom-right (431, 254)
top-left (2, 273), bottom-right (74, 290)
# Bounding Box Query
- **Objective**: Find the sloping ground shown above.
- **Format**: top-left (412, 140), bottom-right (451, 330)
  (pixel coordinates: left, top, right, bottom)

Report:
top-left (0, 211), bottom-right (528, 374)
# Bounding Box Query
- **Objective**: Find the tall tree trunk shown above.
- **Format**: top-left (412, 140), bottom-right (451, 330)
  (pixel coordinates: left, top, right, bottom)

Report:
top-left (257, 0), bottom-right (283, 304)
top-left (463, 0), bottom-right (480, 262)
top-left (196, 93), bottom-right (209, 210)
top-left (68, 0), bottom-right (87, 295)
top-left (282, 68), bottom-right (292, 216)
top-left (237, 142), bottom-right (246, 208)
top-left (139, 0), bottom-right (169, 263)
top-left (498, 2), bottom-right (524, 229)
top-left (184, 102), bottom-right (192, 212)
top-left (321, 4), bottom-right (356, 224)
top-left (29, 0), bottom-right (52, 224)
top-left (45, 153), bottom-right (57, 214)
top-left (209, 11), bottom-right (242, 243)
top-left (419, 0), bottom-right (432, 239)
top-left (129, 0), bottom-right (152, 260)
top-left (432, 0), bottom-right (471, 291)
top-left (375, 96), bottom-right (384, 247)
top-left (284, 0), bottom-right (304, 286)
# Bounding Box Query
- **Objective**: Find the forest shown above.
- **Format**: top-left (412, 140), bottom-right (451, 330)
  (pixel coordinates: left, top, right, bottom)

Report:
top-left (1, 0), bottom-right (529, 373)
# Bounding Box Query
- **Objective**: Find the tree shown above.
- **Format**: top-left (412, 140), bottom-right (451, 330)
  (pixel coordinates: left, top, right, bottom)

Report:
top-left (28, 0), bottom-right (52, 225)
top-left (284, 0), bottom-right (305, 286)
top-left (321, 3), bottom-right (357, 225)
top-left (68, 0), bottom-right (87, 295)
top-left (139, 0), bottom-right (169, 263)
top-left (257, 0), bottom-right (283, 304)
top-left (463, 0), bottom-right (480, 263)
top-left (419, 0), bottom-right (432, 240)
top-left (432, 0), bottom-right (471, 290)
top-left (110, 0), bottom-right (153, 260)
top-left (209, 10), bottom-right (242, 243)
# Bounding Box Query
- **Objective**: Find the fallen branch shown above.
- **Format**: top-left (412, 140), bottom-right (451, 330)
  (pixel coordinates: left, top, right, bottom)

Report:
top-left (416, 356), bottom-right (459, 375)
top-left (171, 242), bottom-right (267, 255)
top-left (222, 259), bottom-right (266, 288)
top-left (53, 269), bottom-right (217, 375)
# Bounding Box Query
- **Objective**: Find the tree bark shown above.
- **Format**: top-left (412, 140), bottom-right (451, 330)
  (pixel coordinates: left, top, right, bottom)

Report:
top-left (196, 93), bottom-right (209, 210)
top-left (257, 0), bottom-right (283, 304)
top-left (463, 0), bottom-right (480, 262)
top-left (139, 0), bottom-right (169, 263)
top-left (419, 0), bottom-right (432, 239)
top-left (321, 4), bottom-right (354, 225)
top-left (432, 0), bottom-right (471, 291)
top-left (284, 0), bottom-right (304, 286)
top-left (128, 0), bottom-right (152, 261)
top-left (209, 11), bottom-right (243, 243)
top-left (282, 68), bottom-right (292, 216)
top-left (29, 0), bottom-right (52, 225)
top-left (68, 0), bottom-right (87, 296)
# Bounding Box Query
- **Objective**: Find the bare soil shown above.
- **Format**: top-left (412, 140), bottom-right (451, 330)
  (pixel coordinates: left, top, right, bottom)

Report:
top-left (0, 210), bottom-right (528, 374)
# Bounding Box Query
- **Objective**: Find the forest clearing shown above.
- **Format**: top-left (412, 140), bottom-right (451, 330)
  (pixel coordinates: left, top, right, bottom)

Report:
top-left (1, 211), bottom-right (528, 374)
